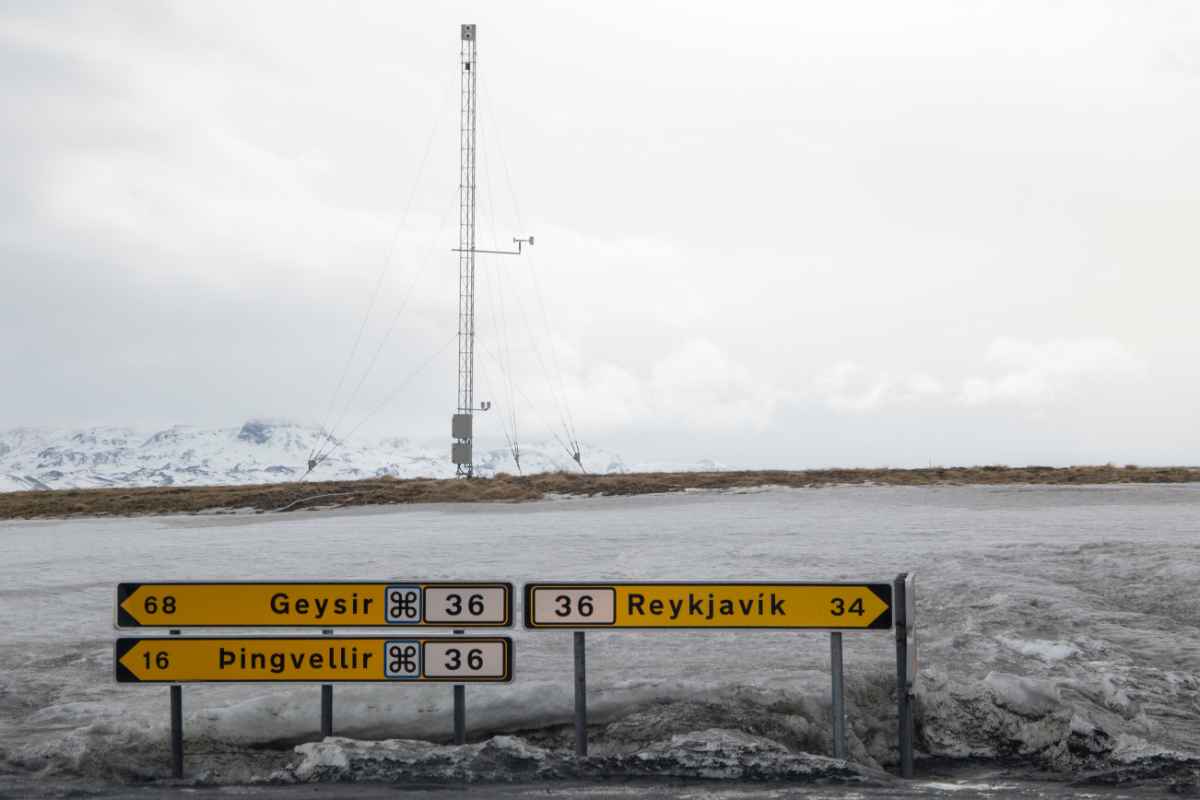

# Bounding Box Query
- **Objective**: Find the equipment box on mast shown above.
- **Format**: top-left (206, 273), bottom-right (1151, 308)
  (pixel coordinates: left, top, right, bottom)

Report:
top-left (452, 414), bottom-right (473, 440)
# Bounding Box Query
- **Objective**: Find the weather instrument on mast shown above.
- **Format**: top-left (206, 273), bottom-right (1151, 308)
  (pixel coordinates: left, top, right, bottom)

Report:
top-left (451, 23), bottom-right (533, 477)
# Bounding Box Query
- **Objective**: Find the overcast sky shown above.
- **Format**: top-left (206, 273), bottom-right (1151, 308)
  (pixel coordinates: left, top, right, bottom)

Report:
top-left (3, 1), bottom-right (1198, 468)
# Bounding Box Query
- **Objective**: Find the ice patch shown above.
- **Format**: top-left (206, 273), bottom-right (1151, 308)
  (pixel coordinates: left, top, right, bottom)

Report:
top-left (983, 672), bottom-right (1062, 717)
top-left (1, 719), bottom-right (168, 781)
top-left (279, 730), bottom-right (888, 785)
top-left (996, 636), bottom-right (1080, 662)
top-left (283, 735), bottom-right (566, 783)
top-left (917, 667), bottom-right (1117, 769)
top-left (188, 680), bottom-right (731, 746)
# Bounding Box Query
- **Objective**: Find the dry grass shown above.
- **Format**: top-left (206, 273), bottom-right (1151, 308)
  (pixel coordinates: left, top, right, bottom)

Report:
top-left (1, 465), bottom-right (1198, 520)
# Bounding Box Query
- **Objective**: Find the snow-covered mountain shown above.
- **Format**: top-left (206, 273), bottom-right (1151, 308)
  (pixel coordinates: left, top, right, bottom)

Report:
top-left (0, 420), bottom-right (647, 491)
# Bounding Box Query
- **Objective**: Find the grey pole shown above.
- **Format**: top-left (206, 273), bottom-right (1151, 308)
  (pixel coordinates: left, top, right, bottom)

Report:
top-left (574, 631), bottom-right (587, 757)
top-left (453, 629), bottom-right (466, 744)
top-left (321, 629), bottom-right (333, 738)
top-left (830, 632), bottom-right (846, 759)
top-left (894, 574), bottom-right (914, 778)
top-left (170, 686), bottom-right (182, 779)
top-left (169, 628), bottom-right (182, 779)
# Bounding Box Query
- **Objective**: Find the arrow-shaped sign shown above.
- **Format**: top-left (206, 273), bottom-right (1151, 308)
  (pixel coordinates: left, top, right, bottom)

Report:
top-left (525, 582), bottom-right (893, 629)
top-left (115, 582), bottom-right (512, 628)
top-left (114, 636), bottom-right (513, 683)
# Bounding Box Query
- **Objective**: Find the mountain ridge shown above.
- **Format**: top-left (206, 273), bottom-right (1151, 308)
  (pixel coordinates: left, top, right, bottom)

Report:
top-left (0, 420), bottom-right (680, 492)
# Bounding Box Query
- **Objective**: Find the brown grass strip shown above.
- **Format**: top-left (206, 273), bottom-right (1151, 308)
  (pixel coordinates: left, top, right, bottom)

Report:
top-left (1, 465), bottom-right (1197, 520)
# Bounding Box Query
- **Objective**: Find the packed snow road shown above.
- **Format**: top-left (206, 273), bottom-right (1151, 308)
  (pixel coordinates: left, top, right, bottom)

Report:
top-left (0, 485), bottom-right (1198, 795)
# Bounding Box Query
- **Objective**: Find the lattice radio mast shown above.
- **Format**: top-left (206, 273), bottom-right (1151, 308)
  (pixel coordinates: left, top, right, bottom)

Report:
top-left (451, 23), bottom-right (532, 477)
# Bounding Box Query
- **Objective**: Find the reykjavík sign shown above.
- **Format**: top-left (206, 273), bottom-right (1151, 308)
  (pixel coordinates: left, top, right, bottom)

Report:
top-left (524, 582), bottom-right (893, 629)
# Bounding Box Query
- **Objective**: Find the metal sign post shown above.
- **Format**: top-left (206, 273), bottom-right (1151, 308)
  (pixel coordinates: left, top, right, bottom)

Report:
top-left (321, 629), bottom-right (333, 738)
top-left (894, 573), bottom-right (915, 778)
top-left (453, 628), bottom-right (466, 745)
top-left (169, 628), bottom-right (182, 779)
top-left (830, 631), bottom-right (846, 759)
top-left (574, 631), bottom-right (587, 757)
top-left (453, 684), bottom-right (466, 744)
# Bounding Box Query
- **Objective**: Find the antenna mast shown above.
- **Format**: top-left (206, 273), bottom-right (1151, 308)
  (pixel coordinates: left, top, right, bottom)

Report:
top-left (451, 23), bottom-right (533, 477)
top-left (451, 23), bottom-right (479, 477)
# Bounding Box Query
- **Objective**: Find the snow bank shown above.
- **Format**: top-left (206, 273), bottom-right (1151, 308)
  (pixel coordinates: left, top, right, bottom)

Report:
top-left (277, 730), bottom-right (886, 785)
top-left (7, 670), bottom-right (1195, 785)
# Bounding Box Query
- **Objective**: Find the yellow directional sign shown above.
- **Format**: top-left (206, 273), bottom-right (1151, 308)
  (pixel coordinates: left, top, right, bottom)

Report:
top-left (524, 583), bottom-right (893, 630)
top-left (115, 582), bottom-right (512, 628)
top-left (114, 636), bottom-right (513, 683)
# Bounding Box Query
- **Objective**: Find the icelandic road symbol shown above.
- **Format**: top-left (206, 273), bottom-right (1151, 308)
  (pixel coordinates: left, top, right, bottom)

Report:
top-left (115, 582), bottom-right (512, 628)
top-left (114, 636), bottom-right (513, 683)
top-left (524, 583), bottom-right (893, 630)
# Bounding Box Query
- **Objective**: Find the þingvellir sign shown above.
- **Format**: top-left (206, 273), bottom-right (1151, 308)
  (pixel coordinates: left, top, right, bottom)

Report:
top-left (114, 636), bottom-right (513, 683)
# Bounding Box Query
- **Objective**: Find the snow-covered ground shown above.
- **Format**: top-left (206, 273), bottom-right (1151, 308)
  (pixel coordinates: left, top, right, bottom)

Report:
top-left (0, 485), bottom-right (1197, 794)
top-left (0, 420), bottom-right (662, 491)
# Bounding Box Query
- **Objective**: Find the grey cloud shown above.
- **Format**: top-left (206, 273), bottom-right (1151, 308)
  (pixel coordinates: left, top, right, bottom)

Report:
top-left (2, 1), bottom-right (1198, 468)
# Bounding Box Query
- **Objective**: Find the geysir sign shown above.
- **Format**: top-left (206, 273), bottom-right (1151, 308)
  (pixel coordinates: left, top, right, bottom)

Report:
top-left (524, 582), bottom-right (893, 629)
top-left (115, 582), bottom-right (512, 628)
